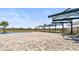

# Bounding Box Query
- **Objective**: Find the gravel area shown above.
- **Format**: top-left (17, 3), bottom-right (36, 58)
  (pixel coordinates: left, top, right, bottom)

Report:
top-left (0, 32), bottom-right (79, 51)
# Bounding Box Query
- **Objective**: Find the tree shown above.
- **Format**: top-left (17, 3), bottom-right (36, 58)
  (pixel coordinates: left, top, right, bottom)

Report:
top-left (0, 21), bottom-right (9, 33)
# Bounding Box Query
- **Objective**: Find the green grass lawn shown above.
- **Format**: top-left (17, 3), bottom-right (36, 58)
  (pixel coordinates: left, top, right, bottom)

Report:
top-left (0, 29), bottom-right (78, 35)
top-left (0, 29), bottom-right (33, 32)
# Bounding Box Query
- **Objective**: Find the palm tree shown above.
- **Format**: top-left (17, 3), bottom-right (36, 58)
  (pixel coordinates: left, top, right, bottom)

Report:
top-left (0, 21), bottom-right (9, 33)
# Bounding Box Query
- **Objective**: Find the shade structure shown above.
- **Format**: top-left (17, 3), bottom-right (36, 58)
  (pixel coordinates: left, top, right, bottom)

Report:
top-left (48, 8), bottom-right (79, 20)
top-left (48, 8), bottom-right (79, 34)
top-left (38, 24), bottom-right (47, 32)
top-left (53, 17), bottom-right (79, 34)
top-left (46, 24), bottom-right (56, 32)
top-left (38, 25), bottom-right (45, 30)
top-left (52, 20), bottom-right (73, 34)
top-left (52, 21), bottom-right (71, 33)
top-left (38, 23), bottom-right (56, 32)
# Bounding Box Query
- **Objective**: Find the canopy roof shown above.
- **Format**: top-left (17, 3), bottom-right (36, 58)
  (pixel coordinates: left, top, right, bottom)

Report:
top-left (53, 17), bottom-right (79, 21)
top-left (46, 24), bottom-right (55, 27)
top-left (48, 8), bottom-right (79, 20)
top-left (52, 21), bottom-right (71, 25)
top-left (38, 23), bottom-right (55, 27)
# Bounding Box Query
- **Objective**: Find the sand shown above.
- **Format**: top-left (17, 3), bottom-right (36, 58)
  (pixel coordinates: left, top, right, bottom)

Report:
top-left (0, 32), bottom-right (79, 51)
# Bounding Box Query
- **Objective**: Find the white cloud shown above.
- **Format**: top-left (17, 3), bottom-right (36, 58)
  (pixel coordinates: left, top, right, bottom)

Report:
top-left (0, 8), bottom-right (54, 28)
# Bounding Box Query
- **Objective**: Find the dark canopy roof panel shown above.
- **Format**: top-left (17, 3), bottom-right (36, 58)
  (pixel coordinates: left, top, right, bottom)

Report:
top-left (53, 17), bottom-right (79, 21)
top-left (38, 25), bottom-right (42, 27)
top-left (48, 8), bottom-right (79, 20)
top-left (52, 21), bottom-right (71, 24)
top-left (46, 24), bottom-right (55, 26)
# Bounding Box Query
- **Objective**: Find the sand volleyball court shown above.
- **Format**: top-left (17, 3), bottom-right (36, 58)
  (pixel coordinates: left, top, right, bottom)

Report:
top-left (0, 32), bottom-right (79, 51)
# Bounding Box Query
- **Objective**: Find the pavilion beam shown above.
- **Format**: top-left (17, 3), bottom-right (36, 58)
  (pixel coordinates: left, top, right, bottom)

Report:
top-left (46, 24), bottom-right (56, 32)
top-left (48, 26), bottom-right (50, 32)
top-left (45, 26), bottom-right (46, 32)
top-left (52, 18), bottom-right (57, 32)
top-left (39, 27), bottom-right (40, 31)
top-left (43, 26), bottom-right (46, 32)
top-left (34, 27), bottom-right (37, 32)
top-left (55, 23), bottom-right (56, 32)
top-left (77, 27), bottom-right (79, 34)
top-left (61, 23), bottom-right (64, 33)
top-left (38, 27), bottom-right (41, 31)
top-left (70, 20), bottom-right (73, 34)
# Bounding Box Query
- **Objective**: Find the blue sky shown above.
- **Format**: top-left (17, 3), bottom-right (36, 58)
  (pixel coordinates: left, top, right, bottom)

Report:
top-left (0, 8), bottom-right (65, 28)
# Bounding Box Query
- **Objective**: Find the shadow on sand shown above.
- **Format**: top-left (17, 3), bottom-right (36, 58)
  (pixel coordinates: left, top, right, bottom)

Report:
top-left (63, 34), bottom-right (79, 43)
top-left (0, 32), bottom-right (11, 34)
